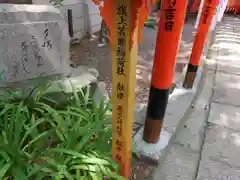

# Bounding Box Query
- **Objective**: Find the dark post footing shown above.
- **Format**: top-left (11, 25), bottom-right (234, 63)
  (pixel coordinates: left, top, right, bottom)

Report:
top-left (143, 87), bottom-right (169, 144)
top-left (183, 71), bottom-right (197, 89)
top-left (183, 64), bottom-right (198, 89)
top-left (143, 118), bottom-right (163, 143)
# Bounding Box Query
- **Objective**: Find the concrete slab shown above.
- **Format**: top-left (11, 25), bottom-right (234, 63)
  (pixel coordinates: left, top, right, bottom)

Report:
top-left (197, 159), bottom-right (240, 180)
top-left (153, 144), bottom-right (200, 180)
top-left (201, 125), bottom-right (240, 168)
top-left (213, 43), bottom-right (240, 55)
top-left (171, 106), bottom-right (207, 152)
top-left (208, 103), bottom-right (240, 132)
top-left (133, 58), bottom-right (205, 161)
top-left (216, 54), bottom-right (240, 63)
top-left (215, 38), bottom-right (240, 45)
top-left (216, 31), bottom-right (237, 36)
top-left (133, 69), bottom-right (202, 130)
top-left (215, 72), bottom-right (240, 90)
top-left (217, 62), bottom-right (240, 75)
top-left (171, 62), bottom-right (215, 152)
top-left (163, 87), bottom-right (195, 134)
top-left (212, 87), bottom-right (240, 106)
top-left (216, 34), bottom-right (239, 39)
top-left (234, 27), bottom-right (240, 33)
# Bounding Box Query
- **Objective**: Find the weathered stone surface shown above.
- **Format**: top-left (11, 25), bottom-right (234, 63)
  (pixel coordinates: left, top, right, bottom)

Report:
top-left (201, 125), bottom-right (240, 168)
top-left (215, 72), bottom-right (240, 90)
top-left (153, 144), bottom-right (200, 180)
top-left (197, 159), bottom-right (240, 180)
top-left (163, 88), bottom-right (195, 134)
top-left (0, 66), bottom-right (99, 99)
top-left (47, 66), bottom-right (98, 94)
top-left (0, 4), bottom-right (70, 86)
top-left (209, 103), bottom-right (240, 132)
top-left (217, 62), bottom-right (240, 75)
top-left (172, 61), bottom-right (215, 152)
top-left (213, 87), bottom-right (240, 106)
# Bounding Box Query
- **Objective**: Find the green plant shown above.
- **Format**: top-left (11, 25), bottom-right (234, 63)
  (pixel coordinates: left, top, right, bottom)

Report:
top-left (0, 81), bottom-right (124, 180)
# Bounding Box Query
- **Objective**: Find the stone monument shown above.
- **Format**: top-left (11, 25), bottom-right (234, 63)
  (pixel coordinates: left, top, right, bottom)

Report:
top-left (0, 4), bottom-right (70, 87)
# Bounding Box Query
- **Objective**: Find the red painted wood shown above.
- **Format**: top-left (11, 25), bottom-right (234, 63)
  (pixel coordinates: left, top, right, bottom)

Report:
top-left (189, 0), bottom-right (240, 13)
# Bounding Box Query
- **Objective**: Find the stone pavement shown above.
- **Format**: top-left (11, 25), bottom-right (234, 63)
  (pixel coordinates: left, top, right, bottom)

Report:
top-left (153, 15), bottom-right (240, 180)
top-left (197, 16), bottom-right (240, 180)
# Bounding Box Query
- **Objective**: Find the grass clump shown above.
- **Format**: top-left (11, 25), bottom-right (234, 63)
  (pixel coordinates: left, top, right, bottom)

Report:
top-left (0, 82), bottom-right (124, 180)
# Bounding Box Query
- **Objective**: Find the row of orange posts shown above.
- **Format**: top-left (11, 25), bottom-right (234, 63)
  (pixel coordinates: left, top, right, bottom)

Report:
top-left (190, 0), bottom-right (240, 13)
top-left (92, 0), bottom-right (218, 178)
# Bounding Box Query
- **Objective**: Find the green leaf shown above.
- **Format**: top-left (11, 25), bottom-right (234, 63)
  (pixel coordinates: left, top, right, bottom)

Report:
top-left (0, 161), bottom-right (12, 179)
top-left (20, 118), bottom-right (47, 148)
top-left (12, 168), bottom-right (28, 180)
top-left (69, 164), bottom-right (100, 172)
top-left (13, 103), bottom-right (26, 146)
top-left (22, 129), bottom-right (53, 152)
top-left (0, 104), bottom-right (14, 116)
top-left (49, 148), bottom-right (88, 159)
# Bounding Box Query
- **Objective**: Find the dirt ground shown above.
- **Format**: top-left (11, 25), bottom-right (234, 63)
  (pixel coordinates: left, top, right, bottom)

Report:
top-left (71, 15), bottom-right (196, 104)
top-left (70, 15), bottom-right (197, 179)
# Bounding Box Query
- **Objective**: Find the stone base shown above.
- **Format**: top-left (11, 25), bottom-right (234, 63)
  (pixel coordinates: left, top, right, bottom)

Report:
top-left (134, 127), bottom-right (171, 161)
top-left (0, 66), bottom-right (99, 100)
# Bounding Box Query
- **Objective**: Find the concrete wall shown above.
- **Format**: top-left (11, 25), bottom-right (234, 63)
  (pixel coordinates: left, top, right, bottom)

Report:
top-left (32, 0), bottom-right (102, 39)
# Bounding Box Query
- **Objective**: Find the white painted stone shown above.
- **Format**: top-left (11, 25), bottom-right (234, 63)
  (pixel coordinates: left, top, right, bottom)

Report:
top-left (134, 127), bottom-right (171, 161)
top-left (201, 125), bottom-right (240, 168)
top-left (47, 66), bottom-right (98, 94)
top-left (209, 103), bottom-right (240, 132)
top-left (197, 159), bottom-right (240, 180)
top-left (153, 144), bottom-right (200, 180)
top-left (0, 4), bottom-right (70, 86)
top-left (134, 103), bottom-right (147, 125)
top-left (93, 81), bottom-right (110, 105)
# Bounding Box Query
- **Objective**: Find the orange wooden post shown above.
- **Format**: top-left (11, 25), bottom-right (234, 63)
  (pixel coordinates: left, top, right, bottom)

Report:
top-left (92, 0), bottom-right (149, 178)
top-left (111, 1), bottom-right (150, 178)
top-left (143, 0), bottom-right (188, 143)
top-left (183, 0), bottom-right (217, 89)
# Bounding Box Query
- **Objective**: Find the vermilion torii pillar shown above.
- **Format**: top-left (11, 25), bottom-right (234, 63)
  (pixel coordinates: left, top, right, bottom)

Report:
top-left (143, 0), bottom-right (188, 143)
top-left (183, 0), bottom-right (218, 89)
